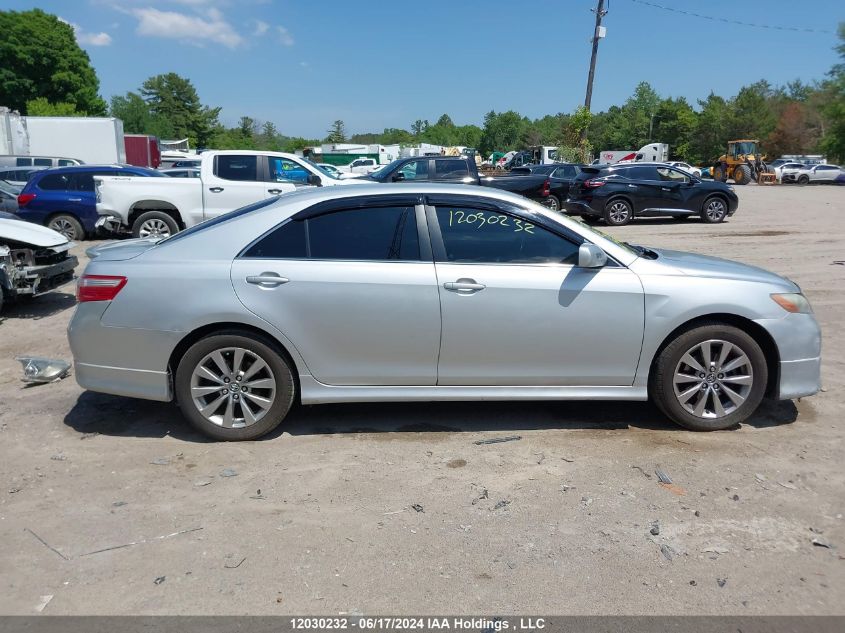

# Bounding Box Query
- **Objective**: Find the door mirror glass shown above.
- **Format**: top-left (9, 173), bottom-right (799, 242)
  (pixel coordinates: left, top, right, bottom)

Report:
top-left (578, 243), bottom-right (607, 268)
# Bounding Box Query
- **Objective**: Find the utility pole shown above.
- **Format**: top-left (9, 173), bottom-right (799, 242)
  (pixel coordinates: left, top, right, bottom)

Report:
top-left (581, 0), bottom-right (607, 141)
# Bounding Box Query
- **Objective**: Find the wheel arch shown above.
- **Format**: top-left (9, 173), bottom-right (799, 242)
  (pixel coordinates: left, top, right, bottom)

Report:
top-left (129, 201), bottom-right (185, 229)
top-left (647, 313), bottom-right (780, 397)
top-left (701, 192), bottom-right (729, 212)
top-left (168, 322), bottom-right (303, 403)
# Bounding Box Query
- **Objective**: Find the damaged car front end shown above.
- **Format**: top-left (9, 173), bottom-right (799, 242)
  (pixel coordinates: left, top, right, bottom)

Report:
top-left (0, 212), bottom-right (78, 312)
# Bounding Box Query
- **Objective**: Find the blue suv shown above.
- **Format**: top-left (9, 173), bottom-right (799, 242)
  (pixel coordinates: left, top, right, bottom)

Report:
top-left (16, 165), bottom-right (164, 240)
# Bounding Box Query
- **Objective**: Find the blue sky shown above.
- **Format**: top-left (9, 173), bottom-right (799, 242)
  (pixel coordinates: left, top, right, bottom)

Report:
top-left (6, 0), bottom-right (843, 138)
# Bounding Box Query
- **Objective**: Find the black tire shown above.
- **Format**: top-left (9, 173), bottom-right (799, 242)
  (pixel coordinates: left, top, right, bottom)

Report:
top-left (650, 323), bottom-right (768, 431)
top-left (733, 164), bottom-right (752, 185)
top-left (47, 214), bottom-right (85, 241)
top-left (132, 211), bottom-right (180, 239)
top-left (700, 196), bottom-right (728, 223)
top-left (544, 195), bottom-right (561, 212)
top-left (603, 198), bottom-right (633, 226)
top-left (798, 175), bottom-right (809, 185)
top-left (175, 332), bottom-right (296, 441)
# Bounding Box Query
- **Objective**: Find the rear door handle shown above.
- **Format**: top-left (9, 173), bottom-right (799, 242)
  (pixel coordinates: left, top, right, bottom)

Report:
top-left (267, 188), bottom-right (284, 195)
top-left (627, 184), bottom-right (638, 188)
top-left (444, 279), bottom-right (485, 293)
top-left (246, 273), bottom-right (289, 288)
top-left (68, 198), bottom-right (82, 202)
top-left (209, 187), bottom-right (224, 193)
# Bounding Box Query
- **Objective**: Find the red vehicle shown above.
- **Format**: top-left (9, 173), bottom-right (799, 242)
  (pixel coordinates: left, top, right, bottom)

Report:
top-left (123, 134), bottom-right (161, 168)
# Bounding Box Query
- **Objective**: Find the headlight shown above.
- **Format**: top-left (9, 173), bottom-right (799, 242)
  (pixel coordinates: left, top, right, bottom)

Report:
top-left (771, 293), bottom-right (813, 314)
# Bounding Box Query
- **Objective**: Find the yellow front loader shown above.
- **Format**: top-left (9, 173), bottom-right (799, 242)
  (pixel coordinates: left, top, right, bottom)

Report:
top-left (712, 140), bottom-right (767, 185)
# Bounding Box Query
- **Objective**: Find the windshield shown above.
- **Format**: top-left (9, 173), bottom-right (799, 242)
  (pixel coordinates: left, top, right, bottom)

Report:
top-left (368, 159), bottom-right (405, 180)
top-left (157, 196), bottom-right (280, 245)
top-left (304, 158), bottom-right (340, 180)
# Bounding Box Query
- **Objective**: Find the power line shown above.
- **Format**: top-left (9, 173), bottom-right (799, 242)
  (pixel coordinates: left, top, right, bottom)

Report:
top-left (629, 0), bottom-right (834, 34)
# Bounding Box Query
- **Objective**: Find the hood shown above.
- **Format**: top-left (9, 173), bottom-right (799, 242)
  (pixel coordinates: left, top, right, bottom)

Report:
top-left (653, 248), bottom-right (798, 290)
top-left (335, 176), bottom-right (372, 185)
top-left (0, 218), bottom-right (68, 248)
top-left (86, 237), bottom-right (160, 261)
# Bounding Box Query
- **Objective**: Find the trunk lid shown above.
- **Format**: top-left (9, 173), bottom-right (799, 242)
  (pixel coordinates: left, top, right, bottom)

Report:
top-left (85, 237), bottom-right (161, 261)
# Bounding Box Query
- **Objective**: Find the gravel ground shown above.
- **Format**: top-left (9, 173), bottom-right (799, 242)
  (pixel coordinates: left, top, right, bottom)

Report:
top-left (0, 184), bottom-right (842, 615)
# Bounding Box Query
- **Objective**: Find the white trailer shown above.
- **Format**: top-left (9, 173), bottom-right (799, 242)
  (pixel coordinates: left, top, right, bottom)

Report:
top-left (24, 116), bottom-right (125, 165)
top-left (0, 107), bottom-right (30, 155)
top-left (597, 143), bottom-right (669, 165)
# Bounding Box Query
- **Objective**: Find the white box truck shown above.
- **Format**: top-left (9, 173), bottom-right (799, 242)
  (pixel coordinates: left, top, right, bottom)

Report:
top-left (24, 116), bottom-right (126, 165)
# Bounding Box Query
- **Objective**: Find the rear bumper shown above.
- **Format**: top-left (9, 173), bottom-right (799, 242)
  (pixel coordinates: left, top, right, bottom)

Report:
top-left (75, 362), bottom-right (171, 401)
top-left (564, 200), bottom-right (597, 216)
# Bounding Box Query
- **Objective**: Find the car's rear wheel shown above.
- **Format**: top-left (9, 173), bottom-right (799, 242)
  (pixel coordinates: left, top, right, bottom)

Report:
top-left (701, 196), bottom-right (728, 223)
top-left (47, 214), bottom-right (84, 241)
top-left (604, 199), bottom-right (633, 226)
top-left (651, 324), bottom-right (767, 431)
top-left (175, 333), bottom-right (296, 441)
top-left (544, 195), bottom-right (560, 212)
top-left (133, 211), bottom-right (179, 239)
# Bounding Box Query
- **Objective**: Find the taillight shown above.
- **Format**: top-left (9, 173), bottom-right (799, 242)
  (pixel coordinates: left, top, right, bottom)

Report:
top-left (17, 193), bottom-right (36, 206)
top-left (77, 275), bottom-right (127, 302)
top-left (542, 179), bottom-right (550, 196)
top-left (583, 179), bottom-right (606, 188)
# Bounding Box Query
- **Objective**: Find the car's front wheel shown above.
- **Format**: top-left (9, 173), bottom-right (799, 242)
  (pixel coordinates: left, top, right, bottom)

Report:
top-left (47, 214), bottom-right (85, 241)
top-left (175, 332), bottom-right (296, 440)
top-left (798, 175), bottom-right (810, 185)
top-left (650, 324), bottom-right (767, 431)
top-left (701, 196), bottom-right (728, 223)
top-left (604, 199), bottom-right (633, 226)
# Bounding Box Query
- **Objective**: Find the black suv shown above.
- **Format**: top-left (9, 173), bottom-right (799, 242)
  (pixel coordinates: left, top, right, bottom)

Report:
top-left (566, 163), bottom-right (738, 225)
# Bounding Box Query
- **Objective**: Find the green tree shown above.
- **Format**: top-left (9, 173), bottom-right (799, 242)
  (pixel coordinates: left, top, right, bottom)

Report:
top-left (109, 92), bottom-right (155, 134)
top-left (140, 73), bottom-right (220, 147)
top-left (0, 8), bottom-right (106, 115)
top-left (819, 23), bottom-right (845, 162)
top-left (653, 97), bottom-right (697, 160)
top-left (326, 120), bottom-right (347, 143)
top-left (479, 110), bottom-right (524, 153)
top-left (411, 119), bottom-right (429, 137)
top-left (25, 97), bottom-right (79, 116)
top-left (692, 92), bottom-right (731, 164)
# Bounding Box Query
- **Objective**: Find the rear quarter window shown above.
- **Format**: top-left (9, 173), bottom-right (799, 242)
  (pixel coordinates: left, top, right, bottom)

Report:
top-left (36, 173), bottom-right (73, 190)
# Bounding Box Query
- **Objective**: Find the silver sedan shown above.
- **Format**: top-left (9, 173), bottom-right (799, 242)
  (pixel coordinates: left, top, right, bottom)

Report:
top-left (68, 184), bottom-right (821, 440)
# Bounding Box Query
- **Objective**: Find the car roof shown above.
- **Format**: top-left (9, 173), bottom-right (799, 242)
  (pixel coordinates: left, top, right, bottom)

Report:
top-left (33, 164), bottom-right (152, 174)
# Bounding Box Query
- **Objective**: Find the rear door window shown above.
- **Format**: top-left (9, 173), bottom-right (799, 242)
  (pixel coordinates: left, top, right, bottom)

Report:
top-left (37, 173), bottom-right (73, 191)
top-left (33, 158), bottom-right (53, 167)
top-left (214, 155), bottom-right (258, 181)
top-left (15, 158), bottom-right (32, 167)
top-left (243, 206), bottom-right (420, 261)
top-left (434, 159), bottom-right (469, 180)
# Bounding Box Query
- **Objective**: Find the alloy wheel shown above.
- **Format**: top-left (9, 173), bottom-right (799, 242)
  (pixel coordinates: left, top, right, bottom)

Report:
top-left (190, 347), bottom-right (277, 428)
top-left (705, 199), bottom-right (726, 221)
top-left (608, 201), bottom-right (630, 224)
top-left (138, 218), bottom-right (173, 239)
top-left (672, 339), bottom-right (753, 419)
top-left (49, 218), bottom-right (77, 239)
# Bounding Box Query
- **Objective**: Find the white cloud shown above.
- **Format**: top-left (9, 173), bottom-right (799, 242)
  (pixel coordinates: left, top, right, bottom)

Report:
top-left (252, 20), bottom-right (269, 36)
top-left (59, 17), bottom-right (113, 47)
top-left (130, 7), bottom-right (244, 49)
top-left (277, 25), bottom-right (294, 46)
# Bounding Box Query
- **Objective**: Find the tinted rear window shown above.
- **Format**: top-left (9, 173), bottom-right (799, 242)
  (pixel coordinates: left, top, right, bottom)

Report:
top-left (37, 173), bottom-right (73, 190)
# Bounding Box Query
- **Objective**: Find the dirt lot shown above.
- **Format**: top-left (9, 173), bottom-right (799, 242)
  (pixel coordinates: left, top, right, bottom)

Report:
top-left (0, 184), bottom-right (843, 615)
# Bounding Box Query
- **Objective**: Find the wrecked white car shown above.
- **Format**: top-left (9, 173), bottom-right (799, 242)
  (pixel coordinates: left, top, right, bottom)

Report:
top-left (0, 212), bottom-right (78, 312)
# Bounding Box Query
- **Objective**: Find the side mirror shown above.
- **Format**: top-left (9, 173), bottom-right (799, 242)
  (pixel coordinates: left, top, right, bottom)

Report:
top-left (578, 243), bottom-right (607, 268)
top-left (307, 174), bottom-right (322, 186)
top-left (392, 172), bottom-right (405, 182)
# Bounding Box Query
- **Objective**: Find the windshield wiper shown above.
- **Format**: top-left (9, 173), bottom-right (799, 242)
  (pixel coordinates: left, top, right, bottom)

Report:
top-left (624, 242), bottom-right (659, 259)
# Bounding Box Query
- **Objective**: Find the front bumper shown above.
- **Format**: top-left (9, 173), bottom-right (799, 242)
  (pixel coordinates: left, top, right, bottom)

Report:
top-left (754, 311), bottom-right (822, 400)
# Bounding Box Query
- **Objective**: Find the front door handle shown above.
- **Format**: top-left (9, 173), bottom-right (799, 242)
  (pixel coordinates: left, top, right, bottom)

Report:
top-left (68, 198), bottom-right (82, 202)
top-left (246, 273), bottom-right (289, 288)
top-left (209, 187), bottom-right (224, 193)
top-left (627, 184), bottom-right (638, 188)
top-left (267, 188), bottom-right (285, 195)
top-left (661, 187), bottom-right (671, 191)
top-left (444, 278), bottom-right (485, 293)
